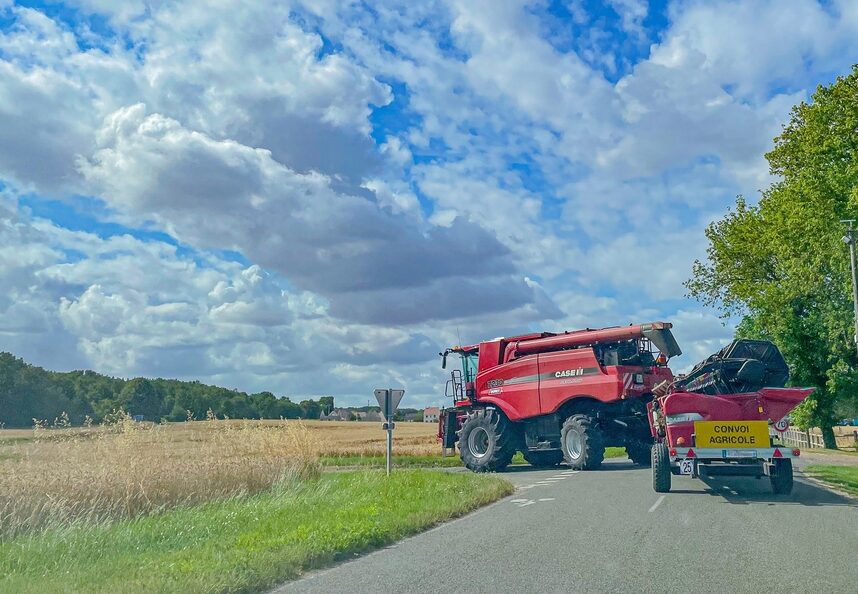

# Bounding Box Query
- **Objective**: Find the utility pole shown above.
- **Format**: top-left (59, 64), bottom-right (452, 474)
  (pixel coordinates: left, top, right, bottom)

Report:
top-left (841, 220), bottom-right (858, 360)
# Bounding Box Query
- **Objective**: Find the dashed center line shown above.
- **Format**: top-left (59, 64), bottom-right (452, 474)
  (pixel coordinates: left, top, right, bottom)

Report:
top-left (648, 495), bottom-right (666, 513)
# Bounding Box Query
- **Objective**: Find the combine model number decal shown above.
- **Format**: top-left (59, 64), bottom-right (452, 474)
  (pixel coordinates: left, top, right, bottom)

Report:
top-left (490, 367), bottom-right (600, 387)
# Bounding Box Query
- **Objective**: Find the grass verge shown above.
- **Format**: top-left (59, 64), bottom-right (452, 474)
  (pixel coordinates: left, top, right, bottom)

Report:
top-left (322, 446), bottom-right (628, 468)
top-left (321, 454), bottom-right (463, 467)
top-left (804, 464), bottom-right (858, 497)
top-left (797, 447), bottom-right (858, 457)
top-left (0, 469), bottom-right (512, 594)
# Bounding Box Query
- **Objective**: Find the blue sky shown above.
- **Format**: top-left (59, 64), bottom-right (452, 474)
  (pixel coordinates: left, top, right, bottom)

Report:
top-left (1, 0), bottom-right (857, 407)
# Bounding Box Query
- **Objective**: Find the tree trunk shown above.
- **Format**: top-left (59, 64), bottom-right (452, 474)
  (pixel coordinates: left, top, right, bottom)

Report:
top-left (821, 424), bottom-right (838, 449)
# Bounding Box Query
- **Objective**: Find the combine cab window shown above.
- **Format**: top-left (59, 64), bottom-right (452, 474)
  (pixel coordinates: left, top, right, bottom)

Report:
top-left (598, 340), bottom-right (657, 367)
top-left (462, 352), bottom-right (479, 382)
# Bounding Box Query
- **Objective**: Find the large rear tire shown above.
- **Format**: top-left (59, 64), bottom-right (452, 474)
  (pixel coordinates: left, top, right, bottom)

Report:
top-left (652, 443), bottom-right (671, 493)
top-left (523, 450), bottom-right (564, 468)
top-left (626, 441), bottom-right (652, 466)
top-left (770, 459), bottom-right (793, 495)
top-left (560, 414), bottom-right (604, 470)
top-left (458, 409), bottom-right (517, 472)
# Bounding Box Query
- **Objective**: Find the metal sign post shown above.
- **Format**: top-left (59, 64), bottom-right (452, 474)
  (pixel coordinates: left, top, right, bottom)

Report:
top-left (374, 388), bottom-right (405, 476)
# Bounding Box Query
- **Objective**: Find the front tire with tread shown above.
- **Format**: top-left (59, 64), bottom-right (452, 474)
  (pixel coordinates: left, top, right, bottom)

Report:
top-left (458, 409), bottom-right (517, 472)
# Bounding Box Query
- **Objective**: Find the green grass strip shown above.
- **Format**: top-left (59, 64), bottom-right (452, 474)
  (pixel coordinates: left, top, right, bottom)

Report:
top-left (320, 454), bottom-right (464, 467)
top-left (804, 464), bottom-right (858, 497)
top-left (0, 470), bottom-right (512, 594)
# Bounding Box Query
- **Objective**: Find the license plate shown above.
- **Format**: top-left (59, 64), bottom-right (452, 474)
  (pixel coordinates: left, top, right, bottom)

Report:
top-left (724, 449), bottom-right (757, 458)
top-left (694, 420), bottom-right (769, 449)
top-left (678, 459), bottom-right (694, 475)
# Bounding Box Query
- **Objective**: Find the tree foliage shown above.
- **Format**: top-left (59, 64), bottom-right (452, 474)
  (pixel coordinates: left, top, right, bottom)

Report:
top-left (687, 66), bottom-right (858, 446)
top-left (0, 352), bottom-right (331, 427)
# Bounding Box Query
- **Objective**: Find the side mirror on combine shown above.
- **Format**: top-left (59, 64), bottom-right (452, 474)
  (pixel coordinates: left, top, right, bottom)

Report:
top-left (440, 351), bottom-right (447, 369)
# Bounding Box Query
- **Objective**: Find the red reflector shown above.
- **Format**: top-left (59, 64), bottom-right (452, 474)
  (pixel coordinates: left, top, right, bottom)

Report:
top-left (792, 448), bottom-right (801, 457)
top-left (773, 448), bottom-right (782, 458)
top-left (687, 448), bottom-right (695, 458)
top-left (669, 449), bottom-right (677, 457)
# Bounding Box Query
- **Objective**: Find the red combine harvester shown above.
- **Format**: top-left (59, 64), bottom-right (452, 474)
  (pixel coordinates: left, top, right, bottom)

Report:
top-left (438, 322), bottom-right (681, 471)
top-left (648, 339), bottom-right (814, 495)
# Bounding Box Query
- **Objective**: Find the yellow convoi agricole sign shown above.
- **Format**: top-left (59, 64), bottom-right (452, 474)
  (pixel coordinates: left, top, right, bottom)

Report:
top-left (693, 420), bottom-right (770, 449)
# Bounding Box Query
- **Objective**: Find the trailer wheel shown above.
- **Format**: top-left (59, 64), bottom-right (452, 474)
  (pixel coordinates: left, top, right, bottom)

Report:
top-left (652, 443), bottom-right (671, 493)
top-left (626, 441), bottom-right (652, 467)
top-left (523, 450), bottom-right (564, 468)
top-left (458, 409), bottom-right (517, 472)
top-left (770, 459), bottom-right (793, 495)
top-left (560, 414), bottom-right (604, 470)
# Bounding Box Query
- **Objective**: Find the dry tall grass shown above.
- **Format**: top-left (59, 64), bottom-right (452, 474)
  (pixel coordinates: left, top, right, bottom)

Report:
top-left (0, 414), bottom-right (321, 538)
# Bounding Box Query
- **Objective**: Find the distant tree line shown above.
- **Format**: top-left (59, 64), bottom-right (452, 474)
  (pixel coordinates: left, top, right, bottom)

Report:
top-left (0, 352), bottom-right (335, 428)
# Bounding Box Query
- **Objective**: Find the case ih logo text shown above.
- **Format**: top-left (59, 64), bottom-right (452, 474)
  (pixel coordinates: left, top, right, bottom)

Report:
top-left (555, 368), bottom-right (584, 378)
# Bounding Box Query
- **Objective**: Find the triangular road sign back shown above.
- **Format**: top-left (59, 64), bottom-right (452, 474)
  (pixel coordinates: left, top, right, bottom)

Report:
top-left (374, 388), bottom-right (405, 420)
top-left (390, 389), bottom-right (405, 412)
top-left (374, 389), bottom-right (388, 411)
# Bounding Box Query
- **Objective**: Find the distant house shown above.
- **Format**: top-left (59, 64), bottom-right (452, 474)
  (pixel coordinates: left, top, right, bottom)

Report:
top-left (355, 410), bottom-right (382, 422)
top-left (423, 407), bottom-right (440, 423)
top-left (320, 408), bottom-right (351, 421)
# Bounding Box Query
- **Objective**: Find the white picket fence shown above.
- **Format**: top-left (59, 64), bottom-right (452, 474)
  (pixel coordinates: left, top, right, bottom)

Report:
top-left (776, 426), bottom-right (858, 450)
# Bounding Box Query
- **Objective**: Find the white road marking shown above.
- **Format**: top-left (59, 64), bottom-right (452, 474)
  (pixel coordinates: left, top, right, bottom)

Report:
top-left (512, 497), bottom-right (560, 508)
top-left (648, 495), bottom-right (666, 513)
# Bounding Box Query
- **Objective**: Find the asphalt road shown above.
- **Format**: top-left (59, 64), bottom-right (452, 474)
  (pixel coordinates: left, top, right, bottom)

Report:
top-left (275, 458), bottom-right (858, 593)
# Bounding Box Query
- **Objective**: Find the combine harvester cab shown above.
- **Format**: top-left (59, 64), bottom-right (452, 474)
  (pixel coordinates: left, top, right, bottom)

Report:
top-left (648, 339), bottom-right (814, 495)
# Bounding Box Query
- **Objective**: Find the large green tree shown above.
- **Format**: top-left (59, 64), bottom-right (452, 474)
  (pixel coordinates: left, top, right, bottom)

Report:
top-left (687, 66), bottom-right (858, 448)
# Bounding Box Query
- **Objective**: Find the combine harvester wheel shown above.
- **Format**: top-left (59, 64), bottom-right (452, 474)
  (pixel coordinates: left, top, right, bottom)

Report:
top-left (458, 409), bottom-right (517, 472)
